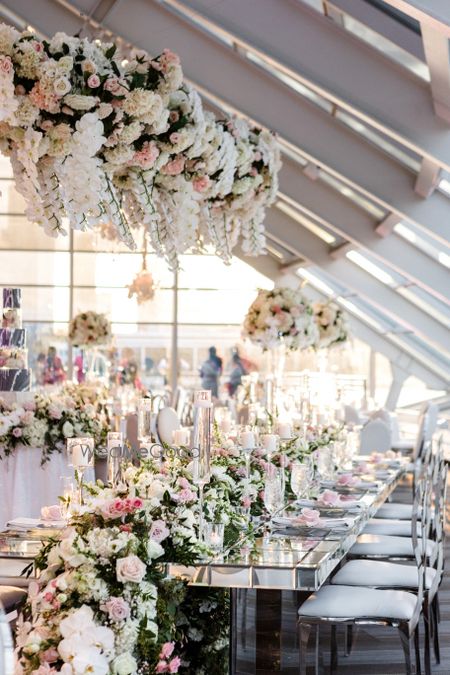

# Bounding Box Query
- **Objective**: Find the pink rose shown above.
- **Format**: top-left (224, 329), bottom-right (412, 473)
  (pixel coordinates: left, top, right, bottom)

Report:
top-left (254, 151), bottom-right (262, 161)
top-left (176, 488), bottom-right (196, 503)
top-left (42, 647), bottom-right (59, 663)
top-left (12, 427), bottom-right (22, 438)
top-left (104, 77), bottom-right (121, 93)
top-left (318, 490), bottom-right (340, 507)
top-left (101, 498), bottom-right (126, 519)
top-left (168, 656), bottom-right (181, 673)
top-left (132, 141), bottom-right (160, 169)
top-left (0, 55), bottom-right (13, 75)
top-left (102, 596), bottom-right (130, 622)
top-left (116, 554), bottom-right (146, 583)
top-left (169, 111), bottom-right (179, 123)
top-left (156, 663), bottom-right (168, 674)
top-left (23, 400), bottom-right (36, 412)
top-left (150, 519), bottom-right (170, 543)
top-left (161, 156), bottom-right (185, 176)
top-left (159, 642), bottom-right (175, 660)
top-left (32, 41), bottom-right (43, 53)
top-left (241, 496), bottom-right (252, 509)
top-left (293, 508), bottom-right (322, 527)
top-left (40, 120), bottom-right (54, 131)
top-left (41, 505), bottom-right (62, 521)
top-left (178, 477), bottom-right (190, 489)
top-left (87, 74), bottom-right (100, 88)
top-left (337, 473), bottom-right (358, 487)
top-left (193, 176), bottom-right (210, 193)
top-left (169, 132), bottom-right (181, 144)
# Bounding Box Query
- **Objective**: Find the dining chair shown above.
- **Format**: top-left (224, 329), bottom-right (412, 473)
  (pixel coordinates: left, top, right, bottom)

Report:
top-left (0, 602), bottom-right (14, 675)
top-left (332, 474), bottom-right (445, 674)
top-left (359, 418), bottom-right (392, 455)
top-left (297, 481), bottom-right (428, 675)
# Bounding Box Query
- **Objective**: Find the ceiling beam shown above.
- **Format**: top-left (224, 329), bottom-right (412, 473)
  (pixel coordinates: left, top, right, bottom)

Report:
top-left (165, 0), bottom-right (450, 156)
top-left (420, 22), bottom-right (450, 123)
top-left (381, 0), bottom-right (450, 38)
top-left (266, 206), bottom-right (450, 352)
top-left (7, 0), bottom-right (449, 247)
top-left (296, 279), bottom-right (449, 391)
top-left (328, 0), bottom-right (424, 59)
top-left (414, 156), bottom-right (442, 197)
top-left (278, 157), bottom-right (450, 304)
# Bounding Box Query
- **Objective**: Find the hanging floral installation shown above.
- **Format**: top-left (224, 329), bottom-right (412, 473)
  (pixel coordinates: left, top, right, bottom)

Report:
top-left (127, 235), bottom-right (157, 304)
top-left (0, 24), bottom-right (281, 269)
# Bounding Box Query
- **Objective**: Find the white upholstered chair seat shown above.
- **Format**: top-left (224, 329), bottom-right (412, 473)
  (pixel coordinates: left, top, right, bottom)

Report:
top-left (298, 584), bottom-right (417, 620)
top-left (363, 518), bottom-right (421, 537)
top-left (376, 503), bottom-right (414, 519)
top-left (331, 559), bottom-right (437, 590)
top-left (350, 533), bottom-right (435, 558)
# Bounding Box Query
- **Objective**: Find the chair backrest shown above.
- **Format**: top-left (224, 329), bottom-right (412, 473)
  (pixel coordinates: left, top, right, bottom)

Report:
top-left (359, 418), bottom-right (391, 455)
top-left (0, 603), bottom-right (14, 675)
top-left (410, 477), bottom-right (432, 630)
top-left (412, 410), bottom-right (428, 462)
top-left (425, 403), bottom-right (439, 442)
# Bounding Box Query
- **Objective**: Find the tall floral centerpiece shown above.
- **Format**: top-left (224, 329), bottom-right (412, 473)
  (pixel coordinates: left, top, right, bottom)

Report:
top-left (0, 24), bottom-right (281, 269)
top-left (68, 311), bottom-right (111, 382)
top-left (313, 300), bottom-right (350, 373)
top-left (243, 288), bottom-right (318, 415)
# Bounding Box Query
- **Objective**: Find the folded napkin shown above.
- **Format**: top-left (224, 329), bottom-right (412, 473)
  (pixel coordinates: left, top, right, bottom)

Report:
top-left (7, 517), bottom-right (64, 531)
top-left (41, 505), bottom-right (62, 521)
top-left (296, 496), bottom-right (363, 511)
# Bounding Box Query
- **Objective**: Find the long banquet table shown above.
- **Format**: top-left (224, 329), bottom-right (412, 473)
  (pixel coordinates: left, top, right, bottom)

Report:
top-left (0, 462), bottom-right (406, 673)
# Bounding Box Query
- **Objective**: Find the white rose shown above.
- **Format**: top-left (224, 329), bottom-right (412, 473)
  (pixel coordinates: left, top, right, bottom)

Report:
top-left (112, 653), bottom-right (137, 675)
top-left (116, 554), bottom-right (146, 583)
top-left (147, 539), bottom-right (164, 561)
top-left (62, 421), bottom-right (74, 438)
top-left (53, 76), bottom-right (72, 96)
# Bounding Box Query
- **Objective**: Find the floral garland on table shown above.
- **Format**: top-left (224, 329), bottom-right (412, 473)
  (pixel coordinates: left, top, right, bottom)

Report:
top-left (15, 459), bottom-right (245, 674)
top-left (0, 383), bottom-right (109, 464)
top-left (242, 287), bottom-right (319, 351)
top-left (68, 311), bottom-right (111, 348)
top-left (313, 301), bottom-right (350, 349)
top-left (0, 25), bottom-right (281, 269)
top-left (15, 422), bottom-right (343, 674)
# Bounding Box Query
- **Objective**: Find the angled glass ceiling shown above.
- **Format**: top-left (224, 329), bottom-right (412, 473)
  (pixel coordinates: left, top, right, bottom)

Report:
top-left (296, 265), bottom-right (450, 380)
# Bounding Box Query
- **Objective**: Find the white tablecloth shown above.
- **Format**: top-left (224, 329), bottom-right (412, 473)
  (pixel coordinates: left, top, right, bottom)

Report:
top-left (0, 445), bottom-right (94, 528)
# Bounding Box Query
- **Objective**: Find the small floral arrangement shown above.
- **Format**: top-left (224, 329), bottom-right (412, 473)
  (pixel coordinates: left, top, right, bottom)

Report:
top-left (242, 287), bottom-right (318, 350)
top-left (68, 311), bottom-right (111, 348)
top-left (0, 383), bottom-right (109, 464)
top-left (313, 301), bottom-right (349, 349)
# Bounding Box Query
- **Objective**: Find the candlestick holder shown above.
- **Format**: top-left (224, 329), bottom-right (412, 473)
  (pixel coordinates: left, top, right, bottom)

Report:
top-left (66, 437), bottom-right (94, 505)
top-left (192, 390), bottom-right (212, 541)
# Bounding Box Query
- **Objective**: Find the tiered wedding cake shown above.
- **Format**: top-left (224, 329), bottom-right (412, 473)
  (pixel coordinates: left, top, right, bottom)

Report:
top-left (0, 288), bottom-right (31, 391)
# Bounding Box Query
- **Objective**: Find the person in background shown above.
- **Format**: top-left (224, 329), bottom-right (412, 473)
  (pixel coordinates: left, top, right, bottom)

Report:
top-left (74, 351), bottom-right (85, 384)
top-left (43, 346), bottom-right (66, 385)
top-left (200, 346), bottom-right (222, 398)
top-left (35, 352), bottom-right (46, 386)
top-left (228, 352), bottom-right (247, 396)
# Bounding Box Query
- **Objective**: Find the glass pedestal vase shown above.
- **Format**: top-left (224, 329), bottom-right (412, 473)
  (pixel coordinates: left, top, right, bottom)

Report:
top-left (264, 342), bottom-right (286, 421)
top-left (85, 347), bottom-right (106, 383)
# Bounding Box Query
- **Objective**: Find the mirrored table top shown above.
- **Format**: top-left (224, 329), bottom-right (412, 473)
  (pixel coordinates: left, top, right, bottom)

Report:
top-left (0, 463), bottom-right (406, 591)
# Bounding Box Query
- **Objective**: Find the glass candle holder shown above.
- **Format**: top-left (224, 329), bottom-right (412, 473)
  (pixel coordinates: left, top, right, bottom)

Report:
top-left (204, 522), bottom-right (225, 555)
top-left (138, 398), bottom-right (153, 441)
top-left (107, 431), bottom-right (123, 486)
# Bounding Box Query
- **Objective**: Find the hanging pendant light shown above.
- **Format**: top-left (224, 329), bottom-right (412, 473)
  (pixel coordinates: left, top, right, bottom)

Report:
top-left (127, 234), bottom-right (157, 304)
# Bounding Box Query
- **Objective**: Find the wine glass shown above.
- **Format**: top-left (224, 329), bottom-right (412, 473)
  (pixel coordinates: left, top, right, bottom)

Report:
top-left (60, 477), bottom-right (75, 522)
top-left (291, 459), bottom-right (313, 501)
top-left (264, 467), bottom-right (284, 519)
